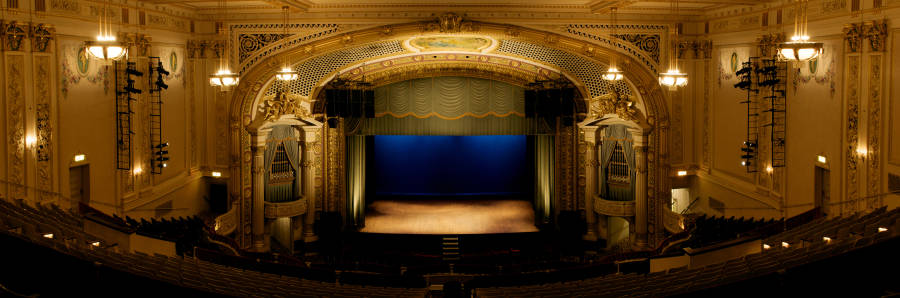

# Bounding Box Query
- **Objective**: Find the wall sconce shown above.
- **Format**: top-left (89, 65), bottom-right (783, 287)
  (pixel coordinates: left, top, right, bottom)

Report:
top-left (765, 165), bottom-right (774, 174)
top-left (677, 170), bottom-right (687, 176)
top-left (25, 135), bottom-right (37, 148)
top-left (822, 236), bottom-right (832, 243)
top-left (856, 147), bottom-right (868, 159)
top-left (211, 171), bottom-right (222, 177)
top-left (817, 155), bottom-right (827, 164)
top-left (781, 241), bottom-right (790, 248)
top-left (762, 244), bottom-right (771, 250)
top-left (43, 233), bottom-right (54, 239)
top-left (74, 154), bottom-right (86, 162)
top-left (133, 167), bottom-right (143, 175)
top-left (91, 241), bottom-right (101, 247)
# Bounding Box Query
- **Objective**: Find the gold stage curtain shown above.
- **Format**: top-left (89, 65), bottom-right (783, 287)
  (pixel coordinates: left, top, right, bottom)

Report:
top-left (374, 76), bottom-right (525, 119)
top-left (358, 76), bottom-right (548, 135)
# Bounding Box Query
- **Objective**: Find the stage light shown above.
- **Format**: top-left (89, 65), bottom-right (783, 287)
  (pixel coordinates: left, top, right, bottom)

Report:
top-left (817, 155), bottom-right (827, 164)
top-left (43, 233), bottom-right (54, 239)
top-left (211, 171), bottom-right (222, 177)
top-left (74, 154), bottom-right (86, 162)
top-left (677, 170), bottom-right (687, 176)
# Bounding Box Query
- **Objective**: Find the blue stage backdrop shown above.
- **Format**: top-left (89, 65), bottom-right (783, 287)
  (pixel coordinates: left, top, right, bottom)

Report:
top-left (373, 135), bottom-right (528, 197)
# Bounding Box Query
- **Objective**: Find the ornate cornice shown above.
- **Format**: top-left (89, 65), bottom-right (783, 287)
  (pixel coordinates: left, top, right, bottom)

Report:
top-left (865, 20), bottom-right (888, 52)
top-left (120, 33), bottom-right (152, 57)
top-left (843, 23), bottom-right (865, 53)
top-left (30, 23), bottom-right (55, 53)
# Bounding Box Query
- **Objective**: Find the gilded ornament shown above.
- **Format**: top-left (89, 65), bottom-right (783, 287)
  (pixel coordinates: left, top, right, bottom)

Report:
top-left (3, 21), bottom-right (28, 51)
top-left (865, 21), bottom-right (887, 52)
top-left (843, 23), bottom-right (864, 53)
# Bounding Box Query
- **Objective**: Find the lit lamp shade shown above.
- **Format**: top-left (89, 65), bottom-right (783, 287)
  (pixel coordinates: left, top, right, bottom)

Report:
top-left (601, 67), bottom-right (624, 81)
top-left (777, 40), bottom-right (823, 61)
top-left (209, 70), bottom-right (240, 87)
top-left (275, 67), bottom-right (299, 81)
top-left (85, 38), bottom-right (127, 60)
top-left (658, 70), bottom-right (688, 89)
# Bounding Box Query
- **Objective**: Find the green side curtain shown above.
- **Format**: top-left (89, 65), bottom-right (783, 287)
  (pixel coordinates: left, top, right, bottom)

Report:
top-left (346, 136), bottom-right (367, 227)
top-left (534, 135), bottom-right (554, 224)
top-left (265, 126), bottom-right (300, 203)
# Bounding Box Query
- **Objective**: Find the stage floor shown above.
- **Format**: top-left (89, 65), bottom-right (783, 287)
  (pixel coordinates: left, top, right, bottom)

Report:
top-left (360, 199), bottom-right (539, 234)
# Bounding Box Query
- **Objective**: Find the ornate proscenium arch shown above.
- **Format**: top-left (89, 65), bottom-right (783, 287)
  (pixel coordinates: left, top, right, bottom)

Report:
top-left (229, 17), bottom-right (672, 248)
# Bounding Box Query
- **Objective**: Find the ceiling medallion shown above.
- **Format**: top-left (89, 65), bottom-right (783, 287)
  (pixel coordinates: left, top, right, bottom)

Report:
top-left (404, 35), bottom-right (498, 53)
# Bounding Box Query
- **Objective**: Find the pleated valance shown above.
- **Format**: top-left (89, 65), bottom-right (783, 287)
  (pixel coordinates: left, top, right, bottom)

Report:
top-left (374, 76), bottom-right (525, 119)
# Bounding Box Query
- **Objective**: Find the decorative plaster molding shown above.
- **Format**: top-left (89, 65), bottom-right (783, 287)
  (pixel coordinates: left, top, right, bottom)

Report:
top-left (30, 24), bottom-right (55, 53)
top-left (6, 55), bottom-right (26, 200)
top-left (264, 199), bottom-right (307, 218)
top-left (845, 55), bottom-right (860, 213)
top-left (3, 21), bottom-right (29, 51)
top-left (843, 23), bottom-right (865, 53)
top-left (756, 33), bottom-right (784, 57)
top-left (594, 196), bottom-right (635, 217)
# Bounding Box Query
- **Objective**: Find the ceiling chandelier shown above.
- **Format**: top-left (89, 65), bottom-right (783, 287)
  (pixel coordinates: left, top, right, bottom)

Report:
top-left (275, 6), bottom-right (298, 81)
top-left (601, 7), bottom-right (624, 81)
top-left (659, 0), bottom-right (688, 89)
top-left (209, 0), bottom-right (239, 88)
top-left (84, 0), bottom-right (126, 60)
top-left (777, 0), bottom-right (823, 61)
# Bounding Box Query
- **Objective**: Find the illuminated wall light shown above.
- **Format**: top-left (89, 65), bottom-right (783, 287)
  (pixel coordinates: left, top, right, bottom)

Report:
top-left (25, 135), bottom-right (37, 147)
top-left (211, 171), bottom-right (222, 177)
top-left (74, 154), bottom-right (86, 162)
top-left (677, 170), bottom-right (687, 176)
top-left (92, 241), bottom-right (101, 247)
top-left (781, 242), bottom-right (790, 248)
top-left (762, 244), bottom-right (771, 250)
top-left (817, 155), bottom-right (827, 164)
top-left (133, 167), bottom-right (143, 175)
top-left (765, 165), bottom-right (774, 174)
top-left (822, 237), bottom-right (832, 243)
top-left (878, 227), bottom-right (888, 233)
top-left (741, 161), bottom-right (747, 166)
top-left (43, 233), bottom-right (54, 239)
top-left (856, 147), bottom-right (868, 157)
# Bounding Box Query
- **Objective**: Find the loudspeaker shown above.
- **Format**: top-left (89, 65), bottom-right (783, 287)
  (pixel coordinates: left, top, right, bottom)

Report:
top-left (209, 183), bottom-right (228, 214)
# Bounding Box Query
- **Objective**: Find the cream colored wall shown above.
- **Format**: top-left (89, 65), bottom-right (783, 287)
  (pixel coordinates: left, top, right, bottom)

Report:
top-left (2, 0), bottom-right (217, 218)
top-left (687, 3), bottom-right (900, 220)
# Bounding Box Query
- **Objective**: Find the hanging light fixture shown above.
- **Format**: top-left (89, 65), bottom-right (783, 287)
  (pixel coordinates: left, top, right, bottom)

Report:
top-left (275, 6), bottom-right (298, 81)
top-left (659, 0), bottom-right (688, 89)
top-left (777, 0), bottom-right (823, 61)
top-left (84, 0), bottom-right (126, 60)
top-left (602, 7), bottom-right (624, 81)
top-left (209, 0), bottom-right (239, 88)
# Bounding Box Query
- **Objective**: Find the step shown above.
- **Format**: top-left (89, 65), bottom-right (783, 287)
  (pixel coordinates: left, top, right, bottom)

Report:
top-left (442, 242), bottom-right (459, 246)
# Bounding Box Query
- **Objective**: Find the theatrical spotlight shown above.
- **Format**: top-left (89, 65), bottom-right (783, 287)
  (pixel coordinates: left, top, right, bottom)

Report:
top-left (156, 62), bottom-right (170, 76)
top-left (124, 85), bottom-right (142, 94)
top-left (155, 78), bottom-right (169, 90)
top-left (126, 67), bottom-right (144, 77)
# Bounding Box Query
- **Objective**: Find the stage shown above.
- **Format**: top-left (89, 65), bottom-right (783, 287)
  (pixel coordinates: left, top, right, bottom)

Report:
top-left (360, 199), bottom-right (538, 234)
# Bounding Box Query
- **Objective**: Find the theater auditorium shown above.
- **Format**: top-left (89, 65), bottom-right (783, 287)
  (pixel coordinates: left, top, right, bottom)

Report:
top-left (1, 0), bottom-right (899, 296)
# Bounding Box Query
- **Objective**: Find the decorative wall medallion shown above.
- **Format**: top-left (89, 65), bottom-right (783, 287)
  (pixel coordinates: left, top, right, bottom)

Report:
top-left (808, 57), bottom-right (818, 74)
top-left (730, 52), bottom-right (739, 74)
top-left (404, 35), bottom-right (496, 53)
top-left (60, 41), bottom-right (109, 98)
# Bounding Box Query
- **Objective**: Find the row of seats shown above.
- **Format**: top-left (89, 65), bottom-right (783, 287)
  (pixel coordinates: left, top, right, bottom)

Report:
top-left (474, 207), bottom-right (900, 297)
top-left (679, 215), bottom-right (776, 249)
top-left (0, 198), bottom-right (427, 297)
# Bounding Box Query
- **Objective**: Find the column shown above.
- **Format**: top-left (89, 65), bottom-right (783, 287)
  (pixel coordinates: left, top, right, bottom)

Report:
top-left (630, 129), bottom-right (648, 250)
top-left (302, 126), bottom-right (319, 243)
top-left (250, 129), bottom-right (270, 251)
top-left (581, 126), bottom-right (598, 241)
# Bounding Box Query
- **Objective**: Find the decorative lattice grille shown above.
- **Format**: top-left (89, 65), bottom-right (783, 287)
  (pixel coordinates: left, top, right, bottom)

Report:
top-left (496, 40), bottom-right (632, 98)
top-left (263, 40), bottom-right (406, 97)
